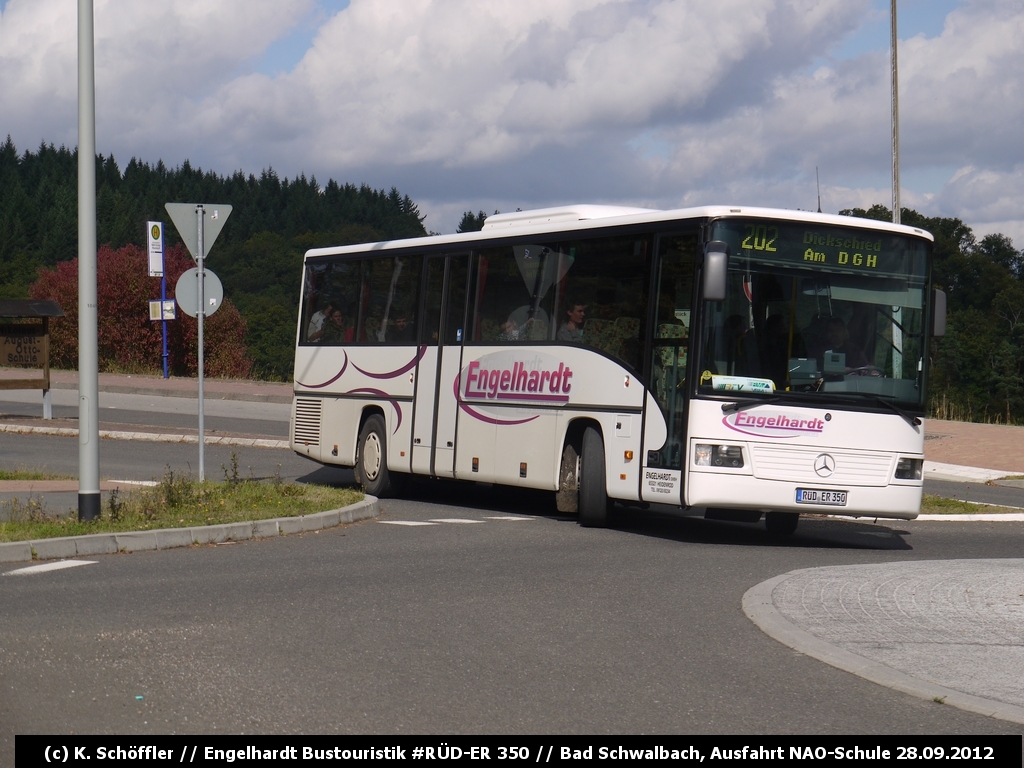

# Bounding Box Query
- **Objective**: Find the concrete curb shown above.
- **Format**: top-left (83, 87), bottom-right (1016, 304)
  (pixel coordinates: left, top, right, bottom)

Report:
top-left (48, 381), bottom-right (293, 404)
top-left (916, 513), bottom-right (1024, 521)
top-left (0, 423), bottom-right (289, 450)
top-left (0, 497), bottom-right (378, 564)
top-left (924, 461), bottom-right (1011, 483)
top-left (742, 570), bottom-right (1024, 726)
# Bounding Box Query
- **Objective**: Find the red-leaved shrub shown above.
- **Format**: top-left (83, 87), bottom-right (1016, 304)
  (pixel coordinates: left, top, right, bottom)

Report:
top-left (29, 244), bottom-right (253, 378)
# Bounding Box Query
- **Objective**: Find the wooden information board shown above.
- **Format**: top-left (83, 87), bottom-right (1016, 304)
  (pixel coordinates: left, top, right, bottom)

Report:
top-left (0, 322), bottom-right (51, 390)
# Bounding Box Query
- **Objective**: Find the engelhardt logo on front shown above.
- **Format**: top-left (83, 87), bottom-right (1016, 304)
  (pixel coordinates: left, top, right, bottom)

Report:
top-left (723, 410), bottom-right (826, 438)
top-left (463, 353), bottom-right (573, 404)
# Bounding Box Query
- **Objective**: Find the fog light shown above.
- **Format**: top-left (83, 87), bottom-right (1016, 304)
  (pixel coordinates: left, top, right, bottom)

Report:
top-left (895, 457), bottom-right (923, 480)
top-left (695, 444), bottom-right (744, 468)
top-left (695, 444), bottom-right (713, 466)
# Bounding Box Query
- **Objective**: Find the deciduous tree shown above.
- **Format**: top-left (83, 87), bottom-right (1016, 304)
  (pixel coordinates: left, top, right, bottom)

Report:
top-left (29, 243), bottom-right (252, 378)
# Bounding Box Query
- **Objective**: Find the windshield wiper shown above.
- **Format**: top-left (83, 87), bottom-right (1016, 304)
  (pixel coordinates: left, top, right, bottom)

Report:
top-left (719, 391), bottom-right (833, 413)
top-left (721, 390), bottom-right (921, 427)
top-left (827, 391), bottom-right (922, 427)
top-left (721, 396), bottom-right (784, 414)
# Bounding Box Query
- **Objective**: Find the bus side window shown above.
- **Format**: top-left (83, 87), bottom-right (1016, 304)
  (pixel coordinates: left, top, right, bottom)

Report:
top-left (561, 235), bottom-right (651, 368)
top-left (470, 246), bottom-right (559, 344)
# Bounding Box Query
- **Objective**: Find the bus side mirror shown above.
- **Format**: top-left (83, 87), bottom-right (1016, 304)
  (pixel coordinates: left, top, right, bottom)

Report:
top-left (932, 288), bottom-right (946, 338)
top-left (703, 241), bottom-right (729, 302)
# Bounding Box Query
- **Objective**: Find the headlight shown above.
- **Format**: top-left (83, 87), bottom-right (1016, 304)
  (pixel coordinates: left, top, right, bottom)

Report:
top-left (895, 457), bottom-right (923, 480)
top-left (695, 443), bottom-right (744, 468)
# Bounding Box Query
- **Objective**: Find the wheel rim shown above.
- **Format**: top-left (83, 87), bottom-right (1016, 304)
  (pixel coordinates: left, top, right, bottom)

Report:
top-left (362, 432), bottom-right (382, 481)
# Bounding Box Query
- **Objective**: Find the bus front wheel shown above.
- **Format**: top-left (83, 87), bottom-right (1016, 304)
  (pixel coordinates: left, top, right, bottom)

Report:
top-left (765, 511), bottom-right (799, 536)
top-left (579, 426), bottom-right (610, 528)
top-left (356, 414), bottom-right (399, 498)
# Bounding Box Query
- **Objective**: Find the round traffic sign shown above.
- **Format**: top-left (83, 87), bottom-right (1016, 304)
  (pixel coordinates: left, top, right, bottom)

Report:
top-left (174, 268), bottom-right (224, 318)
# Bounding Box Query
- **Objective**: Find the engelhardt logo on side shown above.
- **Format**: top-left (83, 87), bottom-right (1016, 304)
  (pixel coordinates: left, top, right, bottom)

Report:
top-left (722, 410), bottom-right (826, 438)
top-left (463, 352), bottom-right (573, 404)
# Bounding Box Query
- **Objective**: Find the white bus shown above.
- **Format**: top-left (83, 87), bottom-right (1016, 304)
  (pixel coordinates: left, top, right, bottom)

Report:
top-left (291, 205), bottom-right (943, 534)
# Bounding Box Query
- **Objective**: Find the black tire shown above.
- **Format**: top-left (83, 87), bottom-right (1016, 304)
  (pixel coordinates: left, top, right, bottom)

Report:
top-left (579, 425), bottom-right (610, 528)
top-left (355, 414), bottom-right (399, 498)
top-left (765, 511), bottom-right (799, 536)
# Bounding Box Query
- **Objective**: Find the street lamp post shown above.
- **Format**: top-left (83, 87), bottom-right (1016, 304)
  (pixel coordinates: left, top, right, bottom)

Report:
top-left (78, 0), bottom-right (100, 521)
top-left (891, 0), bottom-right (901, 226)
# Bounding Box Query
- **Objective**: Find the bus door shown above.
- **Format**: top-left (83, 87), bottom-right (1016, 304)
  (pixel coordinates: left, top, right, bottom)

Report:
top-left (643, 232), bottom-right (697, 504)
top-left (411, 253), bottom-right (469, 478)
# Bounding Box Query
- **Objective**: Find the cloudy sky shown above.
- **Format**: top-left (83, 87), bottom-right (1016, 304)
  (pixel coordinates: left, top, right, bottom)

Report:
top-left (1, 0), bottom-right (1022, 242)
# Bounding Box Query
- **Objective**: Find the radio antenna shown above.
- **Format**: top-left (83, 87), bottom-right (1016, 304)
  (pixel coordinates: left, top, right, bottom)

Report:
top-left (816, 166), bottom-right (822, 213)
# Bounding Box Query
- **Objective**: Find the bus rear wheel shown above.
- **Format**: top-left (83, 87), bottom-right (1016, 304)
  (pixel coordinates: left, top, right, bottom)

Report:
top-left (765, 511), bottom-right (799, 536)
top-left (579, 426), bottom-right (610, 528)
top-left (356, 414), bottom-right (399, 498)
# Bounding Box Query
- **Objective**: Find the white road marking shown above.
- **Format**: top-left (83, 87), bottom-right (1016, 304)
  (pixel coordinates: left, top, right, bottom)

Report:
top-left (428, 518), bottom-right (484, 524)
top-left (484, 516), bottom-right (532, 521)
top-left (4, 560), bottom-right (97, 576)
top-left (377, 521), bottom-right (438, 526)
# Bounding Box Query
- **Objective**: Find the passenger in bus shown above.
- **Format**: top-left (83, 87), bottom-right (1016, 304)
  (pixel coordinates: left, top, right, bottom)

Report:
top-left (557, 302), bottom-right (586, 343)
top-left (498, 316), bottom-right (521, 341)
top-left (802, 313), bottom-right (832, 365)
top-left (823, 316), bottom-right (869, 369)
top-left (321, 308), bottom-right (354, 344)
top-left (306, 301), bottom-right (334, 343)
top-left (389, 315), bottom-right (416, 343)
top-left (505, 305), bottom-right (549, 340)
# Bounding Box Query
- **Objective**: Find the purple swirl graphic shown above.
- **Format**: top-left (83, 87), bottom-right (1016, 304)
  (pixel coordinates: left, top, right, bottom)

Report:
top-left (295, 351), bottom-right (348, 389)
top-left (453, 372), bottom-right (538, 426)
top-left (347, 387), bottom-right (404, 433)
top-left (352, 346), bottom-right (427, 379)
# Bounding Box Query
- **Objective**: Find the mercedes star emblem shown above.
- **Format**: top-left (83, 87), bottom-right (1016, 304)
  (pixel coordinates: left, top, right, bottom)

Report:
top-left (814, 453), bottom-right (836, 478)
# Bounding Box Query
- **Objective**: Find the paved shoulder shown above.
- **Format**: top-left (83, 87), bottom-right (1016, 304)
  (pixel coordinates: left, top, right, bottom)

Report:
top-left (744, 559), bottom-right (1024, 725)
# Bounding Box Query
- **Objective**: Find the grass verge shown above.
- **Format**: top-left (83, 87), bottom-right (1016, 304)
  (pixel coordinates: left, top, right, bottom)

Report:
top-left (0, 469), bottom-right (74, 481)
top-left (0, 468), bottom-right (362, 542)
top-left (920, 494), bottom-right (1021, 515)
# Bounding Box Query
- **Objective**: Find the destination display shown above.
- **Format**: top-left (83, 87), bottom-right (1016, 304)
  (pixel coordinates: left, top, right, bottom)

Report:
top-left (711, 219), bottom-right (929, 279)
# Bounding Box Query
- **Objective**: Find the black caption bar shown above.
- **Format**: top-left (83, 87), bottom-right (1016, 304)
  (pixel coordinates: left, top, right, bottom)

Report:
top-left (16, 735), bottom-right (1021, 767)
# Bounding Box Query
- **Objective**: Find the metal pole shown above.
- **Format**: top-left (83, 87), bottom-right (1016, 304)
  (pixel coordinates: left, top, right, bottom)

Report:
top-left (161, 270), bottom-right (168, 378)
top-left (196, 205), bottom-right (205, 482)
top-left (890, 0), bottom-right (904, 378)
top-left (891, 0), bottom-right (901, 226)
top-left (78, 0), bottom-right (100, 521)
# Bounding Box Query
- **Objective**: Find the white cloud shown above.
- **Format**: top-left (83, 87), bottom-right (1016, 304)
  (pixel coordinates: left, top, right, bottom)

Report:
top-left (0, 0), bottom-right (312, 149)
top-left (2, 0), bottom-right (1024, 239)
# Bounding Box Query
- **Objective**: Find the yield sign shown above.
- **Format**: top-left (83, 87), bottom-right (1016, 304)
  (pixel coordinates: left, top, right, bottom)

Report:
top-left (164, 203), bottom-right (233, 261)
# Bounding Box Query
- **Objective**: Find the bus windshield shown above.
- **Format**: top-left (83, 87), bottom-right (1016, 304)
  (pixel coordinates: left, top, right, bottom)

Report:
top-left (698, 218), bottom-right (931, 410)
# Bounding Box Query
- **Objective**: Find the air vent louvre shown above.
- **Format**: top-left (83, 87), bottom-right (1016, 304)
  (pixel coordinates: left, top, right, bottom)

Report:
top-left (293, 398), bottom-right (322, 447)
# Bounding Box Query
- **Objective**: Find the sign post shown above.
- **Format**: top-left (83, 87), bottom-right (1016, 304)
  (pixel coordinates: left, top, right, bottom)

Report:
top-left (147, 221), bottom-right (170, 378)
top-left (165, 203), bottom-right (232, 482)
top-left (78, 0), bottom-right (100, 522)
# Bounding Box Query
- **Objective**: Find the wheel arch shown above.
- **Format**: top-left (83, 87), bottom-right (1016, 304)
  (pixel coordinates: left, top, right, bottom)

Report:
top-left (354, 404), bottom-right (387, 466)
top-left (562, 417), bottom-right (602, 455)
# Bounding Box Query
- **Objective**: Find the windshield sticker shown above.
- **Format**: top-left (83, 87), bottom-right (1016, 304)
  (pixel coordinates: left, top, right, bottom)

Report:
top-left (711, 375), bottom-right (775, 394)
top-left (723, 411), bottom-right (825, 438)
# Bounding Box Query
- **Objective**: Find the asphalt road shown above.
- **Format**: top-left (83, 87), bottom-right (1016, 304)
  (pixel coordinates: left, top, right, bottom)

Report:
top-left (2, 390), bottom-right (1023, 753)
top-left (2, 485), bottom-right (1021, 755)
top-left (925, 478), bottom-right (1024, 509)
top-left (0, 388), bottom-right (289, 439)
